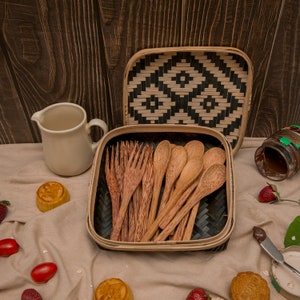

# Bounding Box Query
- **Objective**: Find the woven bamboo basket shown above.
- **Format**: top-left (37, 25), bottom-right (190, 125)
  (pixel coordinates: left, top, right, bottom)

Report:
top-left (87, 46), bottom-right (253, 251)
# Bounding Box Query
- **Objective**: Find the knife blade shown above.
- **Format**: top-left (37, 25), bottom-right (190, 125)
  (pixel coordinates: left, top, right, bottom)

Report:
top-left (253, 226), bottom-right (300, 278)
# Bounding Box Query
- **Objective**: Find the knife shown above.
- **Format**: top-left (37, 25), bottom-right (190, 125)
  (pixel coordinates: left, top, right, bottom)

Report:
top-left (253, 226), bottom-right (300, 278)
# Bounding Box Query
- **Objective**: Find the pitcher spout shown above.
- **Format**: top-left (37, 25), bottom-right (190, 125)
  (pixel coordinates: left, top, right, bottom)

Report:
top-left (31, 110), bottom-right (42, 123)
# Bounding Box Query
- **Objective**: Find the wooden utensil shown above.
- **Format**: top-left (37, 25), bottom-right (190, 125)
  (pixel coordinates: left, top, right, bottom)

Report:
top-left (147, 140), bottom-right (171, 226)
top-left (119, 141), bottom-right (133, 241)
top-left (141, 157), bottom-right (203, 242)
top-left (170, 140), bottom-right (204, 238)
top-left (184, 140), bottom-right (204, 160)
top-left (114, 141), bottom-right (125, 196)
top-left (158, 145), bottom-right (188, 212)
top-left (110, 143), bottom-right (149, 240)
top-left (202, 147), bottom-right (226, 170)
top-left (171, 211), bottom-right (190, 240)
top-left (130, 146), bottom-right (154, 241)
top-left (154, 164), bottom-right (226, 241)
top-left (183, 147), bottom-right (226, 240)
top-left (105, 145), bottom-right (121, 229)
top-left (134, 145), bottom-right (154, 242)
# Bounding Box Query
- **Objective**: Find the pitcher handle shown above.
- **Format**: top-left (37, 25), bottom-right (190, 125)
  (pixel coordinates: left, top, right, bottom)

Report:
top-left (87, 119), bottom-right (108, 152)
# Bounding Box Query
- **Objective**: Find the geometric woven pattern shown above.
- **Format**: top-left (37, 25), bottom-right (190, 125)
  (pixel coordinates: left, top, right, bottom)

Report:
top-left (124, 48), bottom-right (252, 152)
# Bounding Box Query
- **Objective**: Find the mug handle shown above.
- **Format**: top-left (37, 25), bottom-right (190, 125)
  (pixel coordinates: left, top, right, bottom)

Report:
top-left (87, 119), bottom-right (108, 152)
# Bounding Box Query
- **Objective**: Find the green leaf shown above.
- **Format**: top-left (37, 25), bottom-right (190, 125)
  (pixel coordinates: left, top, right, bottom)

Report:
top-left (0, 200), bottom-right (10, 206)
top-left (268, 182), bottom-right (278, 193)
top-left (284, 216), bottom-right (300, 247)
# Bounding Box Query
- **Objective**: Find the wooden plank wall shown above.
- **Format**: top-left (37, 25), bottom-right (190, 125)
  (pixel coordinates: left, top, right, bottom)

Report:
top-left (0, 0), bottom-right (299, 143)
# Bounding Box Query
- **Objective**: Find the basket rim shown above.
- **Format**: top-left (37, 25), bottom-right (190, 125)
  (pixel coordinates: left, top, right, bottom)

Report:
top-left (86, 124), bottom-right (236, 252)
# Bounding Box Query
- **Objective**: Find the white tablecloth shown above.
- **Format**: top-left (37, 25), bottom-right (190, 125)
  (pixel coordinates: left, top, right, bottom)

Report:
top-left (0, 138), bottom-right (299, 299)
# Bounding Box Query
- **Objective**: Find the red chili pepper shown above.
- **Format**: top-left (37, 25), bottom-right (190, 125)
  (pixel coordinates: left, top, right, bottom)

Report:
top-left (0, 238), bottom-right (19, 256)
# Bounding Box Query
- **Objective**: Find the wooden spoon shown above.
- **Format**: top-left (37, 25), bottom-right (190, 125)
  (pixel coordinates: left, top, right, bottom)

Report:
top-left (169, 140), bottom-right (204, 238)
top-left (202, 147), bottom-right (226, 170)
top-left (161, 147), bottom-right (224, 229)
top-left (158, 145), bottom-right (188, 212)
top-left (147, 140), bottom-right (171, 227)
top-left (141, 157), bottom-right (203, 242)
top-left (154, 163), bottom-right (226, 241)
top-left (183, 147), bottom-right (226, 240)
top-left (184, 140), bottom-right (204, 160)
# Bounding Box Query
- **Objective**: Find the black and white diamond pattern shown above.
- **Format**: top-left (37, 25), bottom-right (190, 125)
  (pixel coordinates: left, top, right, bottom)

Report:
top-left (125, 51), bottom-right (250, 149)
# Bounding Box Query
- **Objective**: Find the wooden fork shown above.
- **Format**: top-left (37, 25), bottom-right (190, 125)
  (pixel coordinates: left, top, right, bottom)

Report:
top-left (110, 142), bottom-right (149, 241)
top-left (105, 145), bottom-right (121, 230)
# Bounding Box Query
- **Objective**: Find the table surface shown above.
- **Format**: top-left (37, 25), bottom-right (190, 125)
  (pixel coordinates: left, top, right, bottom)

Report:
top-left (0, 138), bottom-right (299, 300)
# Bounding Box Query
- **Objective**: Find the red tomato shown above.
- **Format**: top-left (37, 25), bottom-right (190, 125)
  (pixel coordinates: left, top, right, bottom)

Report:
top-left (186, 288), bottom-right (208, 300)
top-left (0, 238), bottom-right (19, 256)
top-left (31, 262), bottom-right (57, 283)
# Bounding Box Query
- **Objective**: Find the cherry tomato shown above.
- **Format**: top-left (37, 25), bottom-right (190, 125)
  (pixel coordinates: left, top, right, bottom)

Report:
top-left (31, 262), bottom-right (57, 283)
top-left (0, 238), bottom-right (19, 256)
top-left (186, 287), bottom-right (208, 300)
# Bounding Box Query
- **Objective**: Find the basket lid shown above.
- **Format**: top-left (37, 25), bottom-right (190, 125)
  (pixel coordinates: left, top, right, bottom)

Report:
top-left (123, 46), bottom-right (253, 155)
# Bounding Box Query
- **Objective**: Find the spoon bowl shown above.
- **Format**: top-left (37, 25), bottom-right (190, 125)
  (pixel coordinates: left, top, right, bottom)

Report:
top-left (203, 147), bottom-right (226, 170)
top-left (184, 140), bottom-right (204, 160)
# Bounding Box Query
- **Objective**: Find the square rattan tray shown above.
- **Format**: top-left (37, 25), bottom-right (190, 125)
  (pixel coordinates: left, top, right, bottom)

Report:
top-left (87, 125), bottom-right (235, 251)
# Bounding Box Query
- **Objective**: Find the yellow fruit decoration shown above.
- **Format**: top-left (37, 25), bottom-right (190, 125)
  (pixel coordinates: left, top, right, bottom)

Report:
top-left (94, 278), bottom-right (133, 300)
top-left (36, 181), bottom-right (70, 212)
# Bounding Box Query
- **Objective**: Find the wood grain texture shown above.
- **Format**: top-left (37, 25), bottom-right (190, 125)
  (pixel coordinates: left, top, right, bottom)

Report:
top-left (0, 0), bottom-right (111, 143)
top-left (98, 0), bottom-right (182, 128)
top-left (0, 45), bottom-right (33, 143)
top-left (0, 0), bottom-right (299, 143)
top-left (248, 0), bottom-right (300, 136)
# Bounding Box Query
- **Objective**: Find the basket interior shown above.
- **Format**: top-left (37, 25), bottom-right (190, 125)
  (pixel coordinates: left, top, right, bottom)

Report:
top-left (93, 131), bottom-right (228, 244)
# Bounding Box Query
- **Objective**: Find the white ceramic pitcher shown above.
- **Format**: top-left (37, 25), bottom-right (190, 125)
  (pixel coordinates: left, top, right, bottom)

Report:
top-left (31, 102), bottom-right (108, 176)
